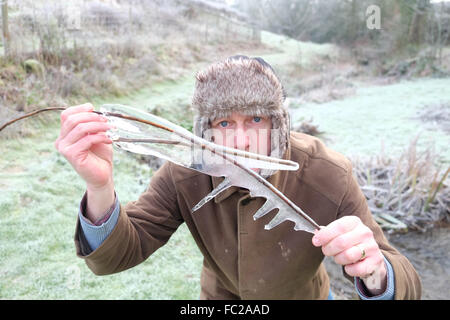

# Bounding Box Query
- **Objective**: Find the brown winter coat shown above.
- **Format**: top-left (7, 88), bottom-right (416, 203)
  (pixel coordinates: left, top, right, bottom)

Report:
top-left (74, 131), bottom-right (422, 300)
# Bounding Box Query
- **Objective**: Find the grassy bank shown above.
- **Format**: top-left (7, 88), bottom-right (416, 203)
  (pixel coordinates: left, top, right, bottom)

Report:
top-left (1, 28), bottom-right (448, 299)
top-left (0, 37), bottom-right (274, 298)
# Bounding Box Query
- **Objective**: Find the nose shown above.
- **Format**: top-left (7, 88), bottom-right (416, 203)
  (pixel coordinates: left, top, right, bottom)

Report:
top-left (234, 127), bottom-right (250, 151)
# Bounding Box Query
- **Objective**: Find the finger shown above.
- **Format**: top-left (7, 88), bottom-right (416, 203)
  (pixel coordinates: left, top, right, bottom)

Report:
top-left (344, 258), bottom-right (375, 278)
top-left (62, 121), bottom-right (113, 147)
top-left (56, 105), bottom-right (96, 149)
top-left (60, 112), bottom-right (108, 140)
top-left (60, 103), bottom-right (94, 123)
top-left (321, 225), bottom-right (373, 257)
top-left (63, 132), bottom-right (112, 158)
top-left (313, 216), bottom-right (361, 247)
top-left (333, 244), bottom-right (366, 265)
top-left (344, 255), bottom-right (383, 279)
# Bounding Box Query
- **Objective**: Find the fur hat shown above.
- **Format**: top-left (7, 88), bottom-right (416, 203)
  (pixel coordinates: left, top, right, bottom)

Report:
top-left (192, 55), bottom-right (290, 177)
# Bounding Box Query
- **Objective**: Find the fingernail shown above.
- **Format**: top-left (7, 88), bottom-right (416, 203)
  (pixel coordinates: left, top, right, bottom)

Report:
top-left (312, 236), bottom-right (320, 246)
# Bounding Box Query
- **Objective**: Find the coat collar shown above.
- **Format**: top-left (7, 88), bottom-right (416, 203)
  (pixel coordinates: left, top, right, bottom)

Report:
top-left (211, 138), bottom-right (303, 203)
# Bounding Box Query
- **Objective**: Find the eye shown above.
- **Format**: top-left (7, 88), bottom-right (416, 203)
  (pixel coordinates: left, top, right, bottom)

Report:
top-left (253, 117), bottom-right (261, 123)
top-left (219, 121), bottom-right (229, 128)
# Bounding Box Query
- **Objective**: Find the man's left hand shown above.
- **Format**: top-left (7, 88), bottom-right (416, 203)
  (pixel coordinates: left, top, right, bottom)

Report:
top-left (312, 216), bottom-right (387, 296)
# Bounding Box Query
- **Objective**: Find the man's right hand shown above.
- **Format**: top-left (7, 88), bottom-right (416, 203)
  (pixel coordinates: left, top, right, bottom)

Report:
top-left (54, 103), bottom-right (116, 221)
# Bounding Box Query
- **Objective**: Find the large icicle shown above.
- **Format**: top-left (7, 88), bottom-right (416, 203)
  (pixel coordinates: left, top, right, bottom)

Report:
top-left (100, 104), bottom-right (320, 234)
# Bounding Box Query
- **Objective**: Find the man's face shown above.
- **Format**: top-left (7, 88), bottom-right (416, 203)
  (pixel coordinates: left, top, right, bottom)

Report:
top-left (210, 111), bottom-right (272, 156)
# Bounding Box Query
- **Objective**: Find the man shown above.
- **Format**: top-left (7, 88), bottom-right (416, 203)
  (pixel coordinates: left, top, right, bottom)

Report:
top-left (54, 55), bottom-right (421, 299)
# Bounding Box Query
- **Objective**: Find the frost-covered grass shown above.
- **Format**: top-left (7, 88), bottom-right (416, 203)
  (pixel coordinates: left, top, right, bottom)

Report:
top-left (0, 112), bottom-right (202, 299)
top-left (93, 76), bottom-right (197, 132)
top-left (290, 77), bottom-right (450, 165)
top-left (260, 31), bottom-right (339, 69)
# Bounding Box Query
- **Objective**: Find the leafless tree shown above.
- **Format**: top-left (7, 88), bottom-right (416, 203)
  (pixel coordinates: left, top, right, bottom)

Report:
top-left (1, 0), bottom-right (10, 57)
top-left (426, 0), bottom-right (450, 65)
top-left (408, 0), bottom-right (431, 45)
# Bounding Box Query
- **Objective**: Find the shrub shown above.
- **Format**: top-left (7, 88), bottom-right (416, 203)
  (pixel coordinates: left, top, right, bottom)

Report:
top-left (352, 138), bottom-right (449, 232)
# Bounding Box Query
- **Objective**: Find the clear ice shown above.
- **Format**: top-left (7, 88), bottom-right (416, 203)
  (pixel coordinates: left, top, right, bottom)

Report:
top-left (100, 104), bottom-right (319, 234)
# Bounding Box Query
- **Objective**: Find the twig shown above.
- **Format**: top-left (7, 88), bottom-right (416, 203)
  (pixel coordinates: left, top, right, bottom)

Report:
top-left (0, 107), bottom-right (67, 132)
top-left (0, 106), bottom-right (321, 231)
top-left (114, 137), bottom-right (189, 146)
